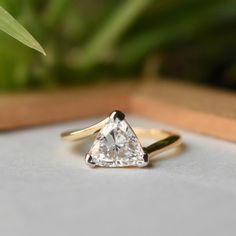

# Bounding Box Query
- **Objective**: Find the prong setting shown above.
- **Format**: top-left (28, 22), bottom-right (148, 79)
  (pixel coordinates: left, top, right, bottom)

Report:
top-left (109, 110), bottom-right (125, 121)
top-left (137, 152), bottom-right (149, 167)
top-left (85, 154), bottom-right (96, 168)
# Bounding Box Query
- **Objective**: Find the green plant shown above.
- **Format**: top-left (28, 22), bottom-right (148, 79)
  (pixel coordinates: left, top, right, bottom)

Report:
top-left (0, 6), bottom-right (45, 54)
top-left (0, 0), bottom-right (235, 90)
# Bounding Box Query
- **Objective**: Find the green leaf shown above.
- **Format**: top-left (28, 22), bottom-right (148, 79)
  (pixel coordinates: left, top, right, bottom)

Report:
top-left (0, 6), bottom-right (46, 55)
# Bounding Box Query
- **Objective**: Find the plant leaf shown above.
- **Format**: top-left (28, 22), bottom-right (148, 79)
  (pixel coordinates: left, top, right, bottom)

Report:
top-left (0, 6), bottom-right (46, 55)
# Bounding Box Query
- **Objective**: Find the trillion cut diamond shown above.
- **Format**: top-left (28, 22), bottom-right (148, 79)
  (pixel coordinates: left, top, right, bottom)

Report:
top-left (86, 113), bottom-right (147, 167)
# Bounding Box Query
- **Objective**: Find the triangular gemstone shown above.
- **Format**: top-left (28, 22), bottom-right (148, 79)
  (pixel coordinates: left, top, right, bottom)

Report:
top-left (86, 111), bottom-right (148, 167)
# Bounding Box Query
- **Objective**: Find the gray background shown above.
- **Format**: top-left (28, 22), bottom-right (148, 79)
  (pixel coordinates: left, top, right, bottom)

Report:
top-left (1, 114), bottom-right (236, 236)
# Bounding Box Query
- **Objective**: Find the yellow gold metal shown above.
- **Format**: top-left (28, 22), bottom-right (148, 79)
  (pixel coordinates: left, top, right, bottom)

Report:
top-left (61, 118), bottom-right (182, 158)
top-left (61, 117), bottom-right (109, 141)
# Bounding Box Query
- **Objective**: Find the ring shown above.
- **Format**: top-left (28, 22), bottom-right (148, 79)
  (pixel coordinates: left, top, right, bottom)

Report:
top-left (61, 110), bottom-right (182, 168)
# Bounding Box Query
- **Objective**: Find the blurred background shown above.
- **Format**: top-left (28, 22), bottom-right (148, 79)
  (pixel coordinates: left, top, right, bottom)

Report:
top-left (0, 0), bottom-right (235, 91)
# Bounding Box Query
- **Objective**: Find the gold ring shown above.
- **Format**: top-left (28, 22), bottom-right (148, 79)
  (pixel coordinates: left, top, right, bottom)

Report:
top-left (61, 110), bottom-right (182, 168)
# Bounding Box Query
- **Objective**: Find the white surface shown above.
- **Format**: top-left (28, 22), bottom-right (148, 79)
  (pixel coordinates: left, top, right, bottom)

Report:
top-left (1, 114), bottom-right (236, 236)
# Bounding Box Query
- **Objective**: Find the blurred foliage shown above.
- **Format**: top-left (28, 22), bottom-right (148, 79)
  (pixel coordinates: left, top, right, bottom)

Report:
top-left (0, 0), bottom-right (235, 90)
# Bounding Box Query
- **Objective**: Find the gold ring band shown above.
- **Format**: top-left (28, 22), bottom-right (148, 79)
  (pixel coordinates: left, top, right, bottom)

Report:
top-left (61, 110), bottom-right (182, 168)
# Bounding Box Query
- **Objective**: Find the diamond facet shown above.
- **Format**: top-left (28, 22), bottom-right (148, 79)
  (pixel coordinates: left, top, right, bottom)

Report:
top-left (86, 112), bottom-right (148, 167)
